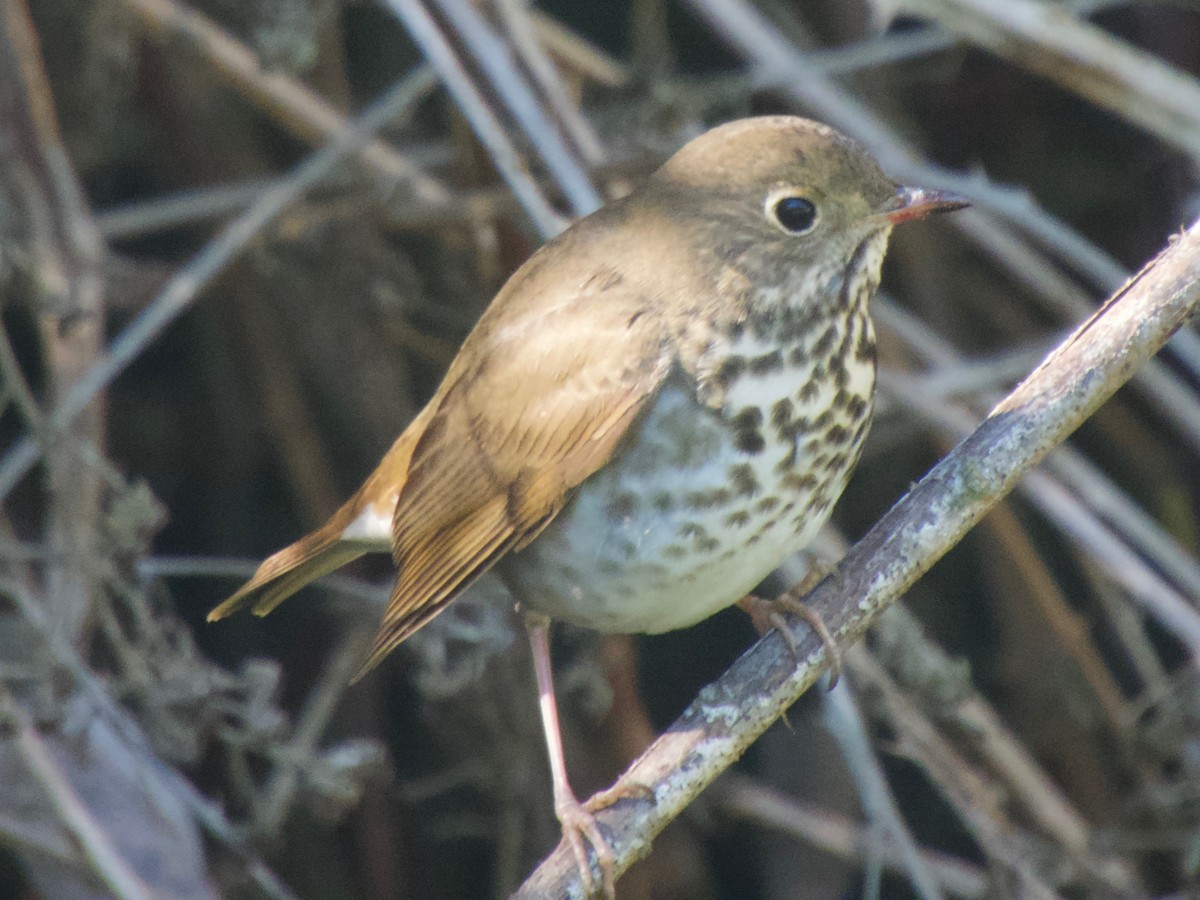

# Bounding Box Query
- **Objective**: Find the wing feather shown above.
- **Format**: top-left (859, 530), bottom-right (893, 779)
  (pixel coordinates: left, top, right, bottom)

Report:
top-left (352, 275), bottom-right (671, 679)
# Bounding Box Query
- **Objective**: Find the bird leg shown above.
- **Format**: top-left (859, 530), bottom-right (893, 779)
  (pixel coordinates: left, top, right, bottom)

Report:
top-left (526, 614), bottom-right (617, 898)
top-left (738, 564), bottom-right (841, 688)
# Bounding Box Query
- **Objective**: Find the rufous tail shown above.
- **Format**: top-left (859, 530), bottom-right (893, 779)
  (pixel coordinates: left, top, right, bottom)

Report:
top-left (208, 499), bottom-right (370, 622)
top-left (208, 406), bottom-right (432, 624)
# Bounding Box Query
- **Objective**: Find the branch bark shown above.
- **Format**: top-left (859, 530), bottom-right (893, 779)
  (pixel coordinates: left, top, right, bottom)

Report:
top-left (516, 221), bottom-right (1200, 896)
top-left (892, 0), bottom-right (1200, 155)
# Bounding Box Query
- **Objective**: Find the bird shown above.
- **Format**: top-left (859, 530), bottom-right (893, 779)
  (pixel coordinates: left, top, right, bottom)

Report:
top-left (209, 115), bottom-right (967, 896)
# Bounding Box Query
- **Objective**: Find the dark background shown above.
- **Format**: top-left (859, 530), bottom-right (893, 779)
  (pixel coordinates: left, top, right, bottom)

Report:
top-left (3, 0), bottom-right (1200, 897)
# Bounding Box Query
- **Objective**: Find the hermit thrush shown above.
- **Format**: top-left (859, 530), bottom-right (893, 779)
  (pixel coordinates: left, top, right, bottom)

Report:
top-left (209, 116), bottom-right (966, 896)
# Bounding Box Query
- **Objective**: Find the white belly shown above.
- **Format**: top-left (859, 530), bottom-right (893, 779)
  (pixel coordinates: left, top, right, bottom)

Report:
top-left (501, 314), bottom-right (875, 634)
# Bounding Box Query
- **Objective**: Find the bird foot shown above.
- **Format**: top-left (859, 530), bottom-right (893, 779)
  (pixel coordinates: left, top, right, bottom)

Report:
top-left (738, 569), bottom-right (841, 688)
top-left (556, 781), bottom-right (653, 898)
top-left (556, 794), bottom-right (616, 898)
top-left (585, 778), bottom-right (655, 812)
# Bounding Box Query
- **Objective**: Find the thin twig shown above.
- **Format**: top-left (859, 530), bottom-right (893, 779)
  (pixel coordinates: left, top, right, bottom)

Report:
top-left (0, 687), bottom-right (155, 900)
top-left (876, 294), bottom-right (1200, 645)
top-left (711, 774), bottom-right (988, 898)
top-left (382, 0), bottom-right (567, 238)
top-left (896, 0), bottom-right (1200, 154)
top-left (821, 681), bottom-right (946, 899)
top-left (1, 569), bottom-right (296, 899)
top-left (119, 0), bottom-right (448, 204)
top-left (868, 604), bottom-right (1134, 889)
top-left (844, 650), bottom-right (1062, 897)
top-left (680, 0), bottom-right (1128, 290)
top-left (2, 0), bottom-right (107, 641)
top-left (252, 630), bottom-right (372, 836)
top-left (96, 178), bottom-right (276, 239)
top-left (0, 66), bottom-right (438, 500)
top-left (433, 0), bottom-right (602, 215)
top-left (528, 11), bottom-right (629, 88)
top-left (516, 219), bottom-right (1200, 896)
top-left (495, 0), bottom-right (606, 166)
top-left (137, 555), bottom-right (387, 609)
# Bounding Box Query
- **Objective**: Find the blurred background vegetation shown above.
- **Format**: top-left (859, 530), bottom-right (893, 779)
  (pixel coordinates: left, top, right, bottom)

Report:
top-left (2, 0), bottom-right (1200, 897)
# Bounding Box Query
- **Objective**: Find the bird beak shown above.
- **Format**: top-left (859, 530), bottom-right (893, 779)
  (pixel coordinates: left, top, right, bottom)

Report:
top-left (875, 186), bottom-right (970, 225)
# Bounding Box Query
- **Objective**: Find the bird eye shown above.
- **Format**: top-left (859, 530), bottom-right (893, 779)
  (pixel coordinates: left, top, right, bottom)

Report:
top-left (768, 194), bottom-right (818, 234)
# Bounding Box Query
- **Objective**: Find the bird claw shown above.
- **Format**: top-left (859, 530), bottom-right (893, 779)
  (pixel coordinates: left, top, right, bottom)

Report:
top-left (738, 568), bottom-right (842, 688)
top-left (585, 778), bottom-right (655, 813)
top-left (556, 781), bottom-right (653, 897)
top-left (556, 795), bottom-right (616, 898)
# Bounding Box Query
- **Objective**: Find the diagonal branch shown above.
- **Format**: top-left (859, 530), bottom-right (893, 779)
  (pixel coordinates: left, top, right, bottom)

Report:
top-left (0, 66), bottom-right (436, 500)
top-left (516, 220), bottom-right (1200, 896)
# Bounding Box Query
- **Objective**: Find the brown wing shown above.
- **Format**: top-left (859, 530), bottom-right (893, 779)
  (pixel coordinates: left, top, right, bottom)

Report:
top-left (352, 285), bottom-right (671, 678)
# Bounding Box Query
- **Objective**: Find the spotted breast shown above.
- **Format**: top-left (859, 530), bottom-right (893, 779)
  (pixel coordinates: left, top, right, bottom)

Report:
top-left (501, 228), bottom-right (887, 634)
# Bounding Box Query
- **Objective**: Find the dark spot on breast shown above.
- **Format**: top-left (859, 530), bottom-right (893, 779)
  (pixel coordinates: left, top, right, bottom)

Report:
top-left (753, 517), bottom-right (779, 540)
top-left (823, 451), bottom-right (848, 472)
top-left (771, 398), bottom-right (793, 434)
top-left (856, 328), bottom-right (876, 362)
top-left (731, 406), bottom-right (766, 455)
top-left (731, 407), bottom-right (763, 431)
top-left (783, 472), bottom-right (818, 492)
top-left (812, 324), bottom-right (838, 357)
top-left (605, 492), bottom-right (639, 521)
top-left (814, 410), bottom-right (834, 429)
top-left (837, 324), bottom-right (855, 359)
top-left (846, 396), bottom-right (868, 419)
top-left (714, 355), bottom-right (747, 389)
top-left (797, 379), bottom-right (820, 403)
top-left (684, 487), bottom-right (732, 509)
top-left (775, 442), bottom-right (797, 473)
top-left (697, 536), bottom-right (720, 553)
top-left (776, 307), bottom-right (819, 343)
top-left (729, 319), bottom-right (745, 340)
top-left (749, 349), bottom-right (784, 375)
top-left (826, 425), bottom-right (849, 445)
top-left (728, 463), bottom-right (760, 497)
top-left (724, 510), bottom-right (751, 528)
top-left (653, 492), bottom-right (675, 512)
top-left (748, 308), bottom-right (778, 340)
top-left (735, 430), bottom-right (766, 455)
top-left (679, 522), bottom-right (709, 539)
top-left (663, 544), bottom-right (687, 559)
top-left (756, 496), bottom-right (780, 513)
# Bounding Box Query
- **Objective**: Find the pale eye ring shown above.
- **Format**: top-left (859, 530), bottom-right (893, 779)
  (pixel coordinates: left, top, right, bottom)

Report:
top-left (766, 190), bottom-right (819, 234)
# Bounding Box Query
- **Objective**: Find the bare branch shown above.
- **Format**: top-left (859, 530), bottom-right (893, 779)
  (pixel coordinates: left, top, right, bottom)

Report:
top-left (893, 0), bottom-right (1200, 155)
top-left (119, 0), bottom-right (449, 203)
top-left (516, 220), bottom-right (1200, 896)
top-left (0, 66), bottom-right (437, 499)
